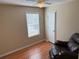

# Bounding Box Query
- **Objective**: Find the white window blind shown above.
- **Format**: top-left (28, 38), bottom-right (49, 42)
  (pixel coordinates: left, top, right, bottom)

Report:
top-left (26, 13), bottom-right (40, 37)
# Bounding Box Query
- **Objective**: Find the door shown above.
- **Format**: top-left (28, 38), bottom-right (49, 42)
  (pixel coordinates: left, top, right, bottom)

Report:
top-left (46, 11), bottom-right (56, 43)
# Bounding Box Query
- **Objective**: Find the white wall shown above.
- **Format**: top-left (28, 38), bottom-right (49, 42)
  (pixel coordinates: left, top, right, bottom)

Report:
top-left (45, 0), bottom-right (79, 41)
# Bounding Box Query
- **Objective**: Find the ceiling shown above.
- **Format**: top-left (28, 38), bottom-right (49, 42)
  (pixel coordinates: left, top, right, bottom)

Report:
top-left (0, 0), bottom-right (74, 7)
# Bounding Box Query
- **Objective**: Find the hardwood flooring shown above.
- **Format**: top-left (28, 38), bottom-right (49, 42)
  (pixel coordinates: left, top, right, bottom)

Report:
top-left (1, 41), bottom-right (52, 59)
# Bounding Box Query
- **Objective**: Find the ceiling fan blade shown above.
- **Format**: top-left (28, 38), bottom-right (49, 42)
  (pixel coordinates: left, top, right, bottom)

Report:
top-left (45, 2), bottom-right (52, 5)
top-left (38, 0), bottom-right (45, 3)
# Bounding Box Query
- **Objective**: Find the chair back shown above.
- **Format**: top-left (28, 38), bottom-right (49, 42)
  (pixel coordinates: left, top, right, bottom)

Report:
top-left (68, 33), bottom-right (79, 52)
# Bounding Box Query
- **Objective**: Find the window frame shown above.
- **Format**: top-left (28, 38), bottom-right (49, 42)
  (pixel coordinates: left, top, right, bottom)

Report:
top-left (25, 13), bottom-right (40, 38)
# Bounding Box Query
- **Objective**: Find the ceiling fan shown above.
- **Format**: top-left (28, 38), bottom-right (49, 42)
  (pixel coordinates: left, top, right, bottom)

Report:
top-left (26, 0), bottom-right (52, 8)
top-left (25, 0), bottom-right (73, 8)
top-left (37, 0), bottom-right (52, 8)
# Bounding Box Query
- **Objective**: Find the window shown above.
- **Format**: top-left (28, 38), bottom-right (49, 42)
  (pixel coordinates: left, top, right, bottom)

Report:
top-left (26, 13), bottom-right (40, 37)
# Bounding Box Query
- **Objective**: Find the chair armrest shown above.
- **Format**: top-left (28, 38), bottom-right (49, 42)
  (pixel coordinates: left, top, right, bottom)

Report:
top-left (54, 40), bottom-right (68, 47)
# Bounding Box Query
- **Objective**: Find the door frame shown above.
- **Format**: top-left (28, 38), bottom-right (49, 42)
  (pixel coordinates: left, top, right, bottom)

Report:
top-left (45, 9), bottom-right (57, 43)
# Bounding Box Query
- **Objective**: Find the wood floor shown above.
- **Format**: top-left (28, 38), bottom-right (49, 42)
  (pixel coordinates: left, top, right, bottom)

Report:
top-left (1, 41), bottom-right (52, 59)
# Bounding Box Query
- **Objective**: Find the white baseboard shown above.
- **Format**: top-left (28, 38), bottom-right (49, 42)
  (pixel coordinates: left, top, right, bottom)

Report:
top-left (45, 39), bottom-right (49, 42)
top-left (0, 40), bottom-right (45, 58)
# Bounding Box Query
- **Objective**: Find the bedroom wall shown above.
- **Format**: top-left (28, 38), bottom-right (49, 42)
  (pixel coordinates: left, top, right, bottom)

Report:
top-left (45, 0), bottom-right (79, 41)
top-left (77, 0), bottom-right (79, 32)
top-left (0, 4), bottom-right (45, 56)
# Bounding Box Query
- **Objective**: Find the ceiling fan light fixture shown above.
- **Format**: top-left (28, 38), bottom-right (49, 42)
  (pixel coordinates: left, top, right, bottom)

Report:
top-left (38, 2), bottom-right (45, 8)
